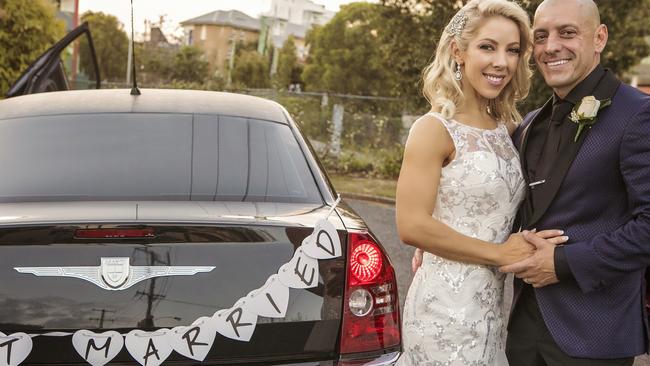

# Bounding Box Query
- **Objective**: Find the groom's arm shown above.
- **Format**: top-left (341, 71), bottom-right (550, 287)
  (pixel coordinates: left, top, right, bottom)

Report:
top-left (563, 99), bottom-right (650, 293)
top-left (501, 100), bottom-right (650, 291)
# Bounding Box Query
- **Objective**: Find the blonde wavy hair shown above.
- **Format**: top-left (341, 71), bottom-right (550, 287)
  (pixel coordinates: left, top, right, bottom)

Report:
top-left (422, 0), bottom-right (532, 124)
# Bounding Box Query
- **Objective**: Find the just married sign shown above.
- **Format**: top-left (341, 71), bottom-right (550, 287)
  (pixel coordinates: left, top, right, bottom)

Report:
top-left (0, 200), bottom-right (343, 366)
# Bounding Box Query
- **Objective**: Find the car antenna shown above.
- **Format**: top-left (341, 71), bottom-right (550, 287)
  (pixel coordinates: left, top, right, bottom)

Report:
top-left (129, 0), bottom-right (141, 95)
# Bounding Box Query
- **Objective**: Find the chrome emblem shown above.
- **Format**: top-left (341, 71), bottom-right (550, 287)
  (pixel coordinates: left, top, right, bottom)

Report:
top-left (101, 257), bottom-right (130, 289)
top-left (14, 257), bottom-right (215, 291)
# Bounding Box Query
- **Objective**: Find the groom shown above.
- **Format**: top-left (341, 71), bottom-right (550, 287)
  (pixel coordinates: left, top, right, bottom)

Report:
top-left (501, 0), bottom-right (650, 365)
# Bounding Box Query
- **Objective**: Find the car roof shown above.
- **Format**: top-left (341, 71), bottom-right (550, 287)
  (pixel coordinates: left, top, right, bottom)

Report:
top-left (0, 88), bottom-right (289, 123)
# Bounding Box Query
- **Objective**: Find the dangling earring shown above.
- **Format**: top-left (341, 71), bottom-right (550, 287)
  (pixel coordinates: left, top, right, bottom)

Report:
top-left (454, 62), bottom-right (462, 81)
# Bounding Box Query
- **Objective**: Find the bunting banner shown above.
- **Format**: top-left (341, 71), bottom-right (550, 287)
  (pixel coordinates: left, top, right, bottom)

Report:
top-left (0, 197), bottom-right (342, 366)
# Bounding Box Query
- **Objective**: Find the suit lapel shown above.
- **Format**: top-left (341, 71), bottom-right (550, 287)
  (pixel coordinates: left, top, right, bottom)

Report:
top-left (515, 99), bottom-right (552, 229)
top-left (519, 98), bottom-right (553, 182)
top-left (527, 71), bottom-right (621, 227)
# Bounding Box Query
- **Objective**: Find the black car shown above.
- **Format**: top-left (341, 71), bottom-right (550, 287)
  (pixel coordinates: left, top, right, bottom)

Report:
top-left (0, 25), bottom-right (401, 365)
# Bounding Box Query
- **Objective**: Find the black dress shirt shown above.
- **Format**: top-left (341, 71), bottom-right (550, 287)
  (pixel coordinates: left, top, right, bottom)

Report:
top-left (523, 64), bottom-right (606, 282)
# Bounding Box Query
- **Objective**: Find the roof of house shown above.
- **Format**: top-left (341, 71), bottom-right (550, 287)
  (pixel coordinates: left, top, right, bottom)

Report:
top-left (180, 10), bottom-right (261, 31)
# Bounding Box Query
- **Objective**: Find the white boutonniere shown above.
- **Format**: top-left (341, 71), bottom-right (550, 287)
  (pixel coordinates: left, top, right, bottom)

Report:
top-left (569, 95), bottom-right (611, 142)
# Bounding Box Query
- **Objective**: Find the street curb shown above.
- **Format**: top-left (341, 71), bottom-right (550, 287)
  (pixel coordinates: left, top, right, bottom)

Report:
top-left (339, 191), bottom-right (396, 205)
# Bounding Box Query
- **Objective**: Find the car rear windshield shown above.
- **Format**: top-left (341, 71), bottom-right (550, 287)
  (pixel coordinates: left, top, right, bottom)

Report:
top-left (0, 113), bottom-right (322, 203)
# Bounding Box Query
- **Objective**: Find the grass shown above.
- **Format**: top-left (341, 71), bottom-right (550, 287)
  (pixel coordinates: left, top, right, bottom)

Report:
top-left (329, 174), bottom-right (397, 199)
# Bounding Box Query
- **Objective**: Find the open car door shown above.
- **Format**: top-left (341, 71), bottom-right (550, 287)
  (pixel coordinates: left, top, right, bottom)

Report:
top-left (6, 22), bottom-right (100, 98)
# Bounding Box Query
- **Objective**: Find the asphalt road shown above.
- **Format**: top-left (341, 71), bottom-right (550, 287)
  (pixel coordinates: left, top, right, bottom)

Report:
top-left (345, 198), bottom-right (650, 366)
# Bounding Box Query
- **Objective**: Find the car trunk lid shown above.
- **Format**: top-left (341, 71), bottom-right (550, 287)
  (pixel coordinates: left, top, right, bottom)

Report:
top-left (0, 201), bottom-right (346, 364)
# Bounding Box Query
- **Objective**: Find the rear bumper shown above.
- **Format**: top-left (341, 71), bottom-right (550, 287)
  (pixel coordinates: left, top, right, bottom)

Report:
top-left (21, 353), bottom-right (402, 366)
top-left (337, 350), bottom-right (401, 365)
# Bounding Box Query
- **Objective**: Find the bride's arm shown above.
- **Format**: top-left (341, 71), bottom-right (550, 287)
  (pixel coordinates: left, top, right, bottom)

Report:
top-left (396, 115), bottom-right (553, 266)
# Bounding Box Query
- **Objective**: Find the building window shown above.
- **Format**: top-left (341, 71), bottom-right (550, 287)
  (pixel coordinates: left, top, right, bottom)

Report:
top-left (201, 25), bottom-right (207, 41)
top-left (188, 30), bottom-right (193, 45)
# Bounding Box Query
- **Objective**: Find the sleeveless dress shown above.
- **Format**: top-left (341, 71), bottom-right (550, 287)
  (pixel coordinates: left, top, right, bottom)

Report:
top-left (397, 112), bottom-right (525, 366)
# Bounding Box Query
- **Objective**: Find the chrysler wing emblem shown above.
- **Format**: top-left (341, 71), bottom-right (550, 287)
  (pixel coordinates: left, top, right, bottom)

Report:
top-left (14, 257), bottom-right (215, 291)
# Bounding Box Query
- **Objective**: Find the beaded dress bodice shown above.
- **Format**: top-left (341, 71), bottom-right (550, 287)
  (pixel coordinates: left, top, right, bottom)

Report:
top-left (398, 113), bottom-right (525, 366)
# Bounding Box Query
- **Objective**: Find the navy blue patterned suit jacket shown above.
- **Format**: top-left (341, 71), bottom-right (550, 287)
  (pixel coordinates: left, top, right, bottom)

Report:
top-left (512, 80), bottom-right (650, 358)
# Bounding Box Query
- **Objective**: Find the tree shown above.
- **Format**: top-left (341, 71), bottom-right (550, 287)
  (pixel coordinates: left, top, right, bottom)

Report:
top-left (302, 3), bottom-right (397, 96)
top-left (79, 11), bottom-right (128, 81)
top-left (379, 0), bottom-right (459, 110)
top-left (381, 0), bottom-right (650, 113)
top-left (276, 36), bottom-right (301, 89)
top-left (170, 46), bottom-right (209, 83)
top-left (232, 50), bottom-right (271, 88)
top-left (137, 44), bottom-right (175, 84)
top-left (0, 0), bottom-right (65, 96)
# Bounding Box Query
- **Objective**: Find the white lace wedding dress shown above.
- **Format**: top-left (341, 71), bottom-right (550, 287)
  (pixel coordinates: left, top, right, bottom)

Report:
top-left (397, 112), bottom-right (525, 366)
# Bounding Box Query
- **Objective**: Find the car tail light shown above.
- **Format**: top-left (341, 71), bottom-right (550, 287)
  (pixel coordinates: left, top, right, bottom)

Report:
top-left (74, 228), bottom-right (155, 239)
top-left (350, 243), bottom-right (382, 283)
top-left (339, 231), bottom-right (401, 356)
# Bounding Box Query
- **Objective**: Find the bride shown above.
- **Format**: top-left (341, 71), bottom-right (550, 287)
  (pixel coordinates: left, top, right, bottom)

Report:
top-left (395, 0), bottom-right (566, 365)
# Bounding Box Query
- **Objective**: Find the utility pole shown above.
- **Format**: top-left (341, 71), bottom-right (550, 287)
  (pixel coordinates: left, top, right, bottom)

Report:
top-left (71, 0), bottom-right (79, 87)
top-left (135, 248), bottom-right (170, 328)
top-left (89, 308), bottom-right (115, 328)
top-left (227, 39), bottom-right (237, 88)
top-left (126, 34), bottom-right (133, 85)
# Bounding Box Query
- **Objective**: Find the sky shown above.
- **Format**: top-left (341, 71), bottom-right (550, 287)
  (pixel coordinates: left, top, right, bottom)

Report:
top-left (78, 0), bottom-right (367, 39)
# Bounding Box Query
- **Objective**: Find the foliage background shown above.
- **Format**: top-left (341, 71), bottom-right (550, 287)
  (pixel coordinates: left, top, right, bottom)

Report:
top-left (79, 11), bottom-right (128, 81)
top-left (0, 0), bottom-right (648, 178)
top-left (0, 0), bottom-right (64, 96)
top-left (377, 0), bottom-right (650, 114)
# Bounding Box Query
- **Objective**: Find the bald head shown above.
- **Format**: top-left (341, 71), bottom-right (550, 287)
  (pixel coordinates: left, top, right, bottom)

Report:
top-left (532, 0), bottom-right (608, 98)
top-left (536, 0), bottom-right (601, 29)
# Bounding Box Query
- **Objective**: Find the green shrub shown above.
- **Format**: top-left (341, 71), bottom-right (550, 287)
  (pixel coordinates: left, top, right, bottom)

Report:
top-left (318, 146), bottom-right (403, 179)
top-left (374, 145), bottom-right (403, 179)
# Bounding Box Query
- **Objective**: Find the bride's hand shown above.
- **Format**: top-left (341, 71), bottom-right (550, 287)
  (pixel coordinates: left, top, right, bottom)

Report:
top-left (498, 229), bottom-right (567, 266)
top-left (498, 232), bottom-right (535, 266)
top-left (533, 229), bottom-right (568, 244)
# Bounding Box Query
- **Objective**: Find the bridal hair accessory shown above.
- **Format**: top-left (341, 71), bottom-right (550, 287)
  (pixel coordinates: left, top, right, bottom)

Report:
top-left (446, 10), bottom-right (467, 37)
top-left (454, 63), bottom-right (462, 81)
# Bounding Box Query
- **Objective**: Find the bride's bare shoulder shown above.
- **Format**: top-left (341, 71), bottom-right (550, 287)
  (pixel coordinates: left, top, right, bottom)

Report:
top-left (408, 113), bottom-right (450, 139)
top-left (405, 113), bottom-right (454, 156)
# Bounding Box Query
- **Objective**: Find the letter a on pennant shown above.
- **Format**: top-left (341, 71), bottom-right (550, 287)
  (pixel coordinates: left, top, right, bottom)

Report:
top-left (125, 329), bottom-right (173, 366)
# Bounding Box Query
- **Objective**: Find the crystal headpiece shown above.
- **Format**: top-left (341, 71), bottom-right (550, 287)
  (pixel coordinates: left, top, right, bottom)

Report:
top-left (446, 10), bottom-right (467, 37)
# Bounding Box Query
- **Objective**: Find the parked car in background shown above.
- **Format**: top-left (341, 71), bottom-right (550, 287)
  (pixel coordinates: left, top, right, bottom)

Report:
top-left (0, 24), bottom-right (401, 366)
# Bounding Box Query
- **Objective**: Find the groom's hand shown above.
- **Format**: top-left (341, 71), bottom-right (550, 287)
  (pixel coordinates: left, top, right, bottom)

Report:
top-left (411, 248), bottom-right (423, 273)
top-left (499, 231), bottom-right (563, 288)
